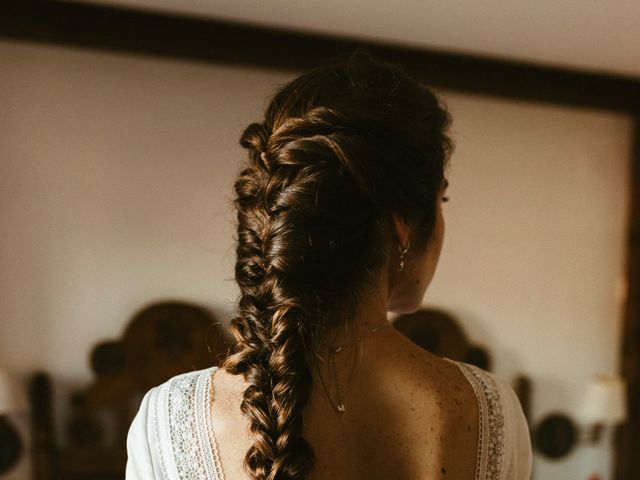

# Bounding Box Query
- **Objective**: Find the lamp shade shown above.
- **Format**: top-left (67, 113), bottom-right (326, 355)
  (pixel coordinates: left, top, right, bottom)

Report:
top-left (579, 374), bottom-right (628, 425)
top-left (0, 370), bottom-right (26, 415)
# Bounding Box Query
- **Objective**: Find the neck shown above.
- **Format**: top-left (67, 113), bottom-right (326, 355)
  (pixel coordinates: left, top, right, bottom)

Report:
top-left (308, 307), bottom-right (409, 416)
top-left (318, 265), bottom-right (391, 350)
top-left (307, 252), bottom-right (427, 416)
top-left (309, 264), bottom-right (409, 387)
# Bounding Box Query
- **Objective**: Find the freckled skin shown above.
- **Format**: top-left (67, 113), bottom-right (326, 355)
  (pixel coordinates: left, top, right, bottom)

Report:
top-left (210, 182), bottom-right (480, 479)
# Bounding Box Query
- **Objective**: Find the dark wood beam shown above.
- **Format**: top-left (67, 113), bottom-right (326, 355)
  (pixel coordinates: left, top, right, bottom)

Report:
top-left (615, 116), bottom-right (640, 480)
top-left (0, 0), bottom-right (639, 114)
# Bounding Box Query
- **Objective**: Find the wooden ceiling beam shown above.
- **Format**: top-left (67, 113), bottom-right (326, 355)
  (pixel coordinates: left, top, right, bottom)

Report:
top-left (1, 0), bottom-right (639, 113)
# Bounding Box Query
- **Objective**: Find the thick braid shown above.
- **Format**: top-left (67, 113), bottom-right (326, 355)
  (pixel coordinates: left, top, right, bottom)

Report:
top-left (222, 48), bottom-right (452, 480)
top-left (223, 121), bottom-right (320, 480)
top-left (224, 106), bottom-right (384, 478)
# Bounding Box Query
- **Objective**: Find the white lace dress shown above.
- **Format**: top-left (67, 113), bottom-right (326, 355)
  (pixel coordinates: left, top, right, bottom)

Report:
top-left (125, 360), bottom-right (532, 480)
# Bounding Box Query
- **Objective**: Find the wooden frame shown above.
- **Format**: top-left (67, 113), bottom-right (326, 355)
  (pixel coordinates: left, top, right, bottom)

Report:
top-left (29, 301), bottom-right (233, 480)
top-left (1, 1), bottom-right (638, 478)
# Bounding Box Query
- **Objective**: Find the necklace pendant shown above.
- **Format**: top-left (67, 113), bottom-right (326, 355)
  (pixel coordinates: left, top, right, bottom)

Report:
top-left (337, 403), bottom-right (346, 413)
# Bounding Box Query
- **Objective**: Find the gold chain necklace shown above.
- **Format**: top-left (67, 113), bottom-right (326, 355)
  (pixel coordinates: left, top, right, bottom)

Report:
top-left (319, 321), bottom-right (393, 414)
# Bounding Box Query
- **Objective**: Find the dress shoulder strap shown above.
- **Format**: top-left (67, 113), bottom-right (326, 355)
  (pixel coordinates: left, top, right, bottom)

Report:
top-left (445, 358), bottom-right (533, 480)
top-left (443, 358), bottom-right (505, 480)
top-left (153, 367), bottom-right (222, 480)
top-left (126, 367), bottom-right (223, 480)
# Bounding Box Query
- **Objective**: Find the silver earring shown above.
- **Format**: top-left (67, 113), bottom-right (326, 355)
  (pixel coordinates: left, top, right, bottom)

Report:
top-left (398, 240), bottom-right (410, 271)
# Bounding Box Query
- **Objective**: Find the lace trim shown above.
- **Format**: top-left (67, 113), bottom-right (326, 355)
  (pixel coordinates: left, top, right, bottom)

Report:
top-left (206, 368), bottom-right (226, 480)
top-left (456, 362), bottom-right (505, 480)
top-left (196, 370), bottom-right (218, 479)
top-left (167, 371), bottom-right (214, 480)
top-left (153, 387), bottom-right (171, 480)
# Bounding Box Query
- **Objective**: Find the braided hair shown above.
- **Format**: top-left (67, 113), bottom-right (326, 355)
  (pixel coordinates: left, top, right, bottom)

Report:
top-left (221, 48), bottom-right (453, 480)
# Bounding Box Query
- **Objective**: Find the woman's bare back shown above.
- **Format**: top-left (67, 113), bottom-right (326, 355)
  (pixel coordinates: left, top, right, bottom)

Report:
top-left (210, 335), bottom-right (480, 480)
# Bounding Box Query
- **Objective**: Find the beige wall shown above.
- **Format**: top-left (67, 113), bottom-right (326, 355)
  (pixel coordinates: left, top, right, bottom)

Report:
top-left (0, 40), bottom-right (632, 479)
top-left (426, 90), bottom-right (631, 479)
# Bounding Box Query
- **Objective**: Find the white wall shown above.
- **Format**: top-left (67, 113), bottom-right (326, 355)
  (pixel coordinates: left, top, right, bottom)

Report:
top-left (0, 39), bottom-right (632, 479)
top-left (426, 91), bottom-right (632, 479)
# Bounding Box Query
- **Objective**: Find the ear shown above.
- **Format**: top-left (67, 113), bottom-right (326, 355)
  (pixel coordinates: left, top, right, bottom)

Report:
top-left (391, 212), bottom-right (411, 248)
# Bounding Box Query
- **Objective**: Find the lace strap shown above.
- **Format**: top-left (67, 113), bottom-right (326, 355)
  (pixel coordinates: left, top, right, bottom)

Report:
top-left (206, 367), bottom-right (226, 480)
top-left (164, 367), bottom-right (222, 480)
top-left (455, 361), bottom-right (505, 480)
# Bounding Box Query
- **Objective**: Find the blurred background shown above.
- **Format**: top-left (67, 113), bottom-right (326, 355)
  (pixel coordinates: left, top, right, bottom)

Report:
top-left (1, 1), bottom-right (639, 479)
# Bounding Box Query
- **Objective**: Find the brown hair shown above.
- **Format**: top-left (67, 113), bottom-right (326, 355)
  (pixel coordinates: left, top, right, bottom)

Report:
top-left (221, 48), bottom-right (452, 479)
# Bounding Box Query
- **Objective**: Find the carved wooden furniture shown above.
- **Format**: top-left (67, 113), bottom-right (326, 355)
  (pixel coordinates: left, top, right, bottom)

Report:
top-left (0, 416), bottom-right (22, 475)
top-left (30, 301), bottom-right (233, 480)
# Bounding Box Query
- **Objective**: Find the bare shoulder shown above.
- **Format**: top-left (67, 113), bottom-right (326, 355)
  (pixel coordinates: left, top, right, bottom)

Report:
top-left (209, 367), bottom-right (256, 479)
top-left (395, 347), bottom-right (480, 479)
top-left (210, 367), bottom-right (250, 431)
top-left (399, 343), bottom-right (480, 415)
